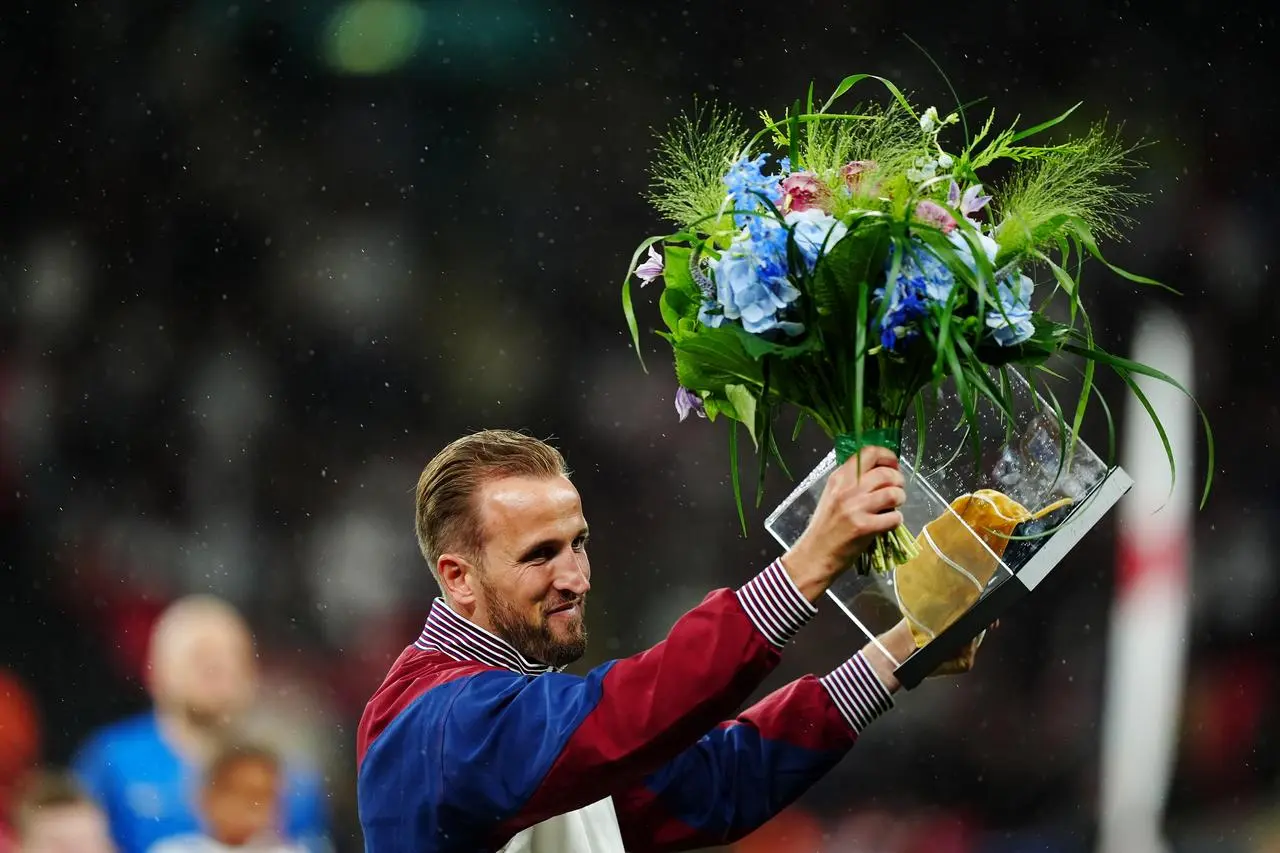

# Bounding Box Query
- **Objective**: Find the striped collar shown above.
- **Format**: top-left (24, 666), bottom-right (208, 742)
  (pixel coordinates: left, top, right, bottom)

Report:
top-left (415, 598), bottom-right (559, 676)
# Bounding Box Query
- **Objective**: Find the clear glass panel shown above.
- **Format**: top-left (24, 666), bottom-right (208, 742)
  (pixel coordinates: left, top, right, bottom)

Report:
top-left (765, 367), bottom-right (1122, 672)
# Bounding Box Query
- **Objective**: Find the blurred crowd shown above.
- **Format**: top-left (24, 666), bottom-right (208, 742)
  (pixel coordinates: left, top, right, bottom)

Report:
top-left (1, 1), bottom-right (1278, 851)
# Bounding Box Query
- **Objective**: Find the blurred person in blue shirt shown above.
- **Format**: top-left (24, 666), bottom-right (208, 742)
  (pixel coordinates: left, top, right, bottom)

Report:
top-left (71, 596), bottom-right (330, 853)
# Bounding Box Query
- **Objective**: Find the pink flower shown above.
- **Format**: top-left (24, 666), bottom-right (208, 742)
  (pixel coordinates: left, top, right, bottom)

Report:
top-left (840, 160), bottom-right (878, 194)
top-left (634, 246), bottom-right (664, 287)
top-left (914, 200), bottom-right (957, 233)
top-left (778, 172), bottom-right (832, 213)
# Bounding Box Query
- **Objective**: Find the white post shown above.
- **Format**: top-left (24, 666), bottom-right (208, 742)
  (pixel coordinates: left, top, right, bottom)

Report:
top-left (1096, 307), bottom-right (1195, 853)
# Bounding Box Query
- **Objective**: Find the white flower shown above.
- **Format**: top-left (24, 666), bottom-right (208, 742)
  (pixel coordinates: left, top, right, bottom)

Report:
top-left (634, 245), bottom-right (664, 287)
top-left (920, 106), bottom-right (940, 133)
top-left (937, 152), bottom-right (954, 169)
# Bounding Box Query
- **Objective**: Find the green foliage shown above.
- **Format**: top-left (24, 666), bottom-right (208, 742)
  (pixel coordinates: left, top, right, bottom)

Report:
top-left (997, 123), bottom-right (1146, 256)
top-left (622, 71), bottom-right (1216, 548)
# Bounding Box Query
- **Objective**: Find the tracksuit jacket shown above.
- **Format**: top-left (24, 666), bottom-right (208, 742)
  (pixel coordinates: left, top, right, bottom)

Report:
top-left (356, 559), bottom-right (895, 851)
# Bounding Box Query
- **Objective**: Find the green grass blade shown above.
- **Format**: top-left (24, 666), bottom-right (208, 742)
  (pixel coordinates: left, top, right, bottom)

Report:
top-left (998, 366), bottom-right (1015, 446)
top-left (792, 410), bottom-right (807, 440)
top-left (905, 33), bottom-right (969, 145)
top-left (1010, 102), bottom-right (1082, 142)
top-left (953, 335), bottom-right (1015, 422)
top-left (1062, 341), bottom-right (1215, 508)
top-left (1086, 366), bottom-right (1118, 467)
top-left (821, 74), bottom-right (919, 121)
top-left (1027, 365), bottom-right (1043, 414)
top-left (943, 343), bottom-right (982, 468)
top-left (1037, 378), bottom-right (1072, 492)
top-left (1115, 366), bottom-right (1176, 509)
top-left (1032, 364), bottom-right (1069, 383)
top-left (805, 81), bottom-right (815, 149)
top-left (755, 368), bottom-right (774, 507)
top-left (1035, 250), bottom-right (1080, 326)
top-left (853, 263), bottom-right (870, 441)
top-left (769, 423), bottom-right (793, 480)
top-left (913, 393), bottom-right (927, 469)
top-left (756, 413), bottom-right (771, 508)
top-left (1069, 217), bottom-right (1180, 293)
top-left (729, 422), bottom-right (747, 535)
top-left (1066, 306), bottom-right (1098, 469)
top-left (788, 99), bottom-right (802, 167)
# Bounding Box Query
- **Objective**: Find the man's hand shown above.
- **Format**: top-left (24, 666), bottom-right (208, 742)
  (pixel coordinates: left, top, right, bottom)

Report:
top-left (862, 620), bottom-right (995, 693)
top-left (859, 620), bottom-right (917, 693)
top-left (780, 446), bottom-right (906, 602)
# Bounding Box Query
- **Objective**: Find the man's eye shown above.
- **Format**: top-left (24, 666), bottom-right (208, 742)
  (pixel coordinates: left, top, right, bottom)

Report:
top-left (572, 537), bottom-right (588, 551)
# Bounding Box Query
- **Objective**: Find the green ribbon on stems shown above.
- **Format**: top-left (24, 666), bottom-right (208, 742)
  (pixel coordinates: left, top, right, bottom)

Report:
top-left (834, 427), bottom-right (902, 464)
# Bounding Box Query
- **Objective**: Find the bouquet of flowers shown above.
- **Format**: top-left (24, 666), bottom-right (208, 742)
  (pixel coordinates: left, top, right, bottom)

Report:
top-left (623, 74), bottom-right (1213, 577)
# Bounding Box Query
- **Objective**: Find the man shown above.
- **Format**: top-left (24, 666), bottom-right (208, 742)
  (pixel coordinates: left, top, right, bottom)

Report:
top-left (357, 430), bottom-right (966, 852)
top-left (72, 597), bottom-right (329, 853)
top-left (10, 771), bottom-right (116, 853)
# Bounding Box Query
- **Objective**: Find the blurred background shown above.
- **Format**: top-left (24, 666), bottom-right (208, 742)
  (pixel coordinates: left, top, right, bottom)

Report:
top-left (0, 1), bottom-right (1275, 851)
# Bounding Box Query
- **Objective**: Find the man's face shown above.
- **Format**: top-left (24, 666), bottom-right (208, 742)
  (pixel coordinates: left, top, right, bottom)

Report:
top-left (20, 805), bottom-right (116, 853)
top-left (469, 475), bottom-right (591, 668)
top-left (151, 611), bottom-right (256, 727)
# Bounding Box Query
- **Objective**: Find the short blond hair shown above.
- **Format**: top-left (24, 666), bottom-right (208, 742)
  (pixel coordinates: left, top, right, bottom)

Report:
top-left (415, 430), bottom-right (569, 583)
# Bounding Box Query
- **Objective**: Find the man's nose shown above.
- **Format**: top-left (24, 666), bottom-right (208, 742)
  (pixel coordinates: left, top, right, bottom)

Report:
top-left (554, 555), bottom-right (591, 596)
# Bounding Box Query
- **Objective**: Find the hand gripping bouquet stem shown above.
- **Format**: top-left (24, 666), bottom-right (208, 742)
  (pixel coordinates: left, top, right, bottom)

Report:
top-left (623, 74), bottom-right (1214, 582)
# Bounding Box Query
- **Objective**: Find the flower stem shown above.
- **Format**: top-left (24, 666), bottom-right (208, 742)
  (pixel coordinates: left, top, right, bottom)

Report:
top-left (854, 522), bottom-right (921, 577)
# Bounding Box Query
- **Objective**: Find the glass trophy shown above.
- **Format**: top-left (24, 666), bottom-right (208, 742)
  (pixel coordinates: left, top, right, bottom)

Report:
top-left (764, 368), bottom-right (1134, 689)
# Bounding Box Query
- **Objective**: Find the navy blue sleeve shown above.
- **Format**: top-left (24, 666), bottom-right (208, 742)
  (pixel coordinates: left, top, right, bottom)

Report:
top-left (615, 654), bottom-right (895, 852)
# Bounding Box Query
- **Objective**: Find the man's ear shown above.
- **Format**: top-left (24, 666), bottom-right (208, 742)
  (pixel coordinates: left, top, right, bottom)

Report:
top-left (437, 554), bottom-right (479, 606)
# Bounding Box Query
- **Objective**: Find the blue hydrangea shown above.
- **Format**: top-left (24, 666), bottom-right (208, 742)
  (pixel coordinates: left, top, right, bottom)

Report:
top-left (986, 273), bottom-right (1036, 346)
top-left (723, 154), bottom-right (785, 230)
top-left (786, 209), bottom-right (849, 268)
top-left (874, 239), bottom-right (955, 351)
top-left (706, 222), bottom-right (803, 335)
top-left (704, 155), bottom-right (849, 337)
top-left (879, 282), bottom-right (929, 351)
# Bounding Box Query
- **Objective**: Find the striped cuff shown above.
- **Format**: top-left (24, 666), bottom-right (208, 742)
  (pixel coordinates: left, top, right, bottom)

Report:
top-left (735, 559), bottom-right (818, 649)
top-left (820, 652), bottom-right (895, 734)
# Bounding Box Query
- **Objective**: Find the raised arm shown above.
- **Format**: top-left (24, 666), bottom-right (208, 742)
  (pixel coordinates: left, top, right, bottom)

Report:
top-left (612, 624), bottom-right (918, 852)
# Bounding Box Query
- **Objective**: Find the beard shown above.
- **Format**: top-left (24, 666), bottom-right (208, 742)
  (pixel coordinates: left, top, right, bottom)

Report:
top-left (478, 578), bottom-right (587, 669)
